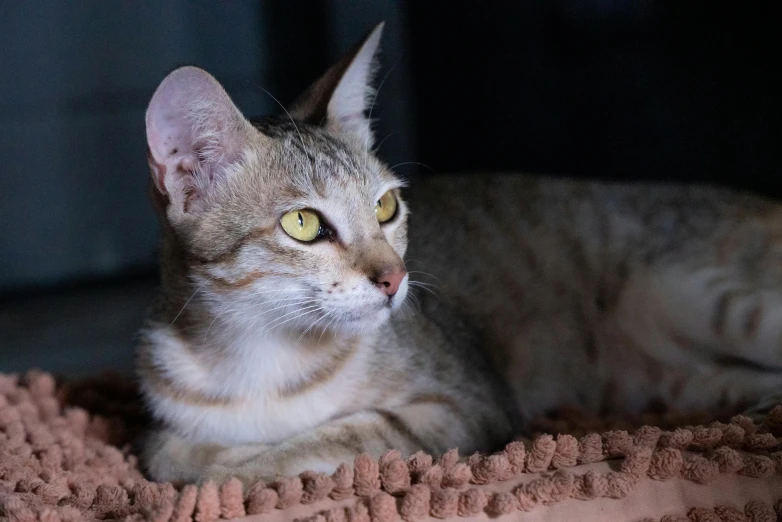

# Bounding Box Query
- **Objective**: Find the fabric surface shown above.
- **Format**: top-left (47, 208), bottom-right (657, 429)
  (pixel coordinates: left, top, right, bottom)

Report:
top-left (1, 370), bottom-right (781, 522)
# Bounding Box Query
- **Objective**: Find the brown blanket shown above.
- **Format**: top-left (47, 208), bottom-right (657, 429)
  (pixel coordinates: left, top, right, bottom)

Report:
top-left (1, 370), bottom-right (781, 522)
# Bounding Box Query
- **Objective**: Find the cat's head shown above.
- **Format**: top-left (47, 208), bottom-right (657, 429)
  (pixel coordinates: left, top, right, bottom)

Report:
top-left (145, 23), bottom-right (409, 339)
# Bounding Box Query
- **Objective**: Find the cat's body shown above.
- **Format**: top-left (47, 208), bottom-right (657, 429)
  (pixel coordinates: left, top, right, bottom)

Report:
top-left (408, 174), bottom-right (782, 418)
top-left (138, 25), bottom-right (782, 484)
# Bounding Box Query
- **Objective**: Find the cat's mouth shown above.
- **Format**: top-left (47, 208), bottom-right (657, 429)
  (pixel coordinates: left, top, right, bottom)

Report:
top-left (319, 276), bottom-right (408, 333)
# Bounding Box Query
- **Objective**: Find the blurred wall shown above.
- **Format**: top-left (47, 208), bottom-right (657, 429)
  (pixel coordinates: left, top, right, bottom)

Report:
top-left (405, 1), bottom-right (780, 194)
top-left (0, 1), bottom-right (413, 292)
top-left (1, 1), bottom-right (778, 295)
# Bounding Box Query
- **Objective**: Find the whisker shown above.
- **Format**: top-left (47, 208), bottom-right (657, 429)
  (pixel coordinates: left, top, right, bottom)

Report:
top-left (252, 298), bottom-right (320, 317)
top-left (296, 309), bottom-right (330, 345)
top-left (258, 305), bottom-right (320, 334)
top-left (238, 288), bottom-right (311, 297)
top-left (407, 291), bottom-right (422, 312)
top-left (204, 289), bottom-right (310, 311)
top-left (373, 132), bottom-right (394, 153)
top-left (317, 315), bottom-right (339, 350)
top-left (203, 296), bottom-right (318, 342)
top-left (232, 294), bottom-right (318, 315)
top-left (203, 303), bottom-right (229, 342)
top-left (408, 280), bottom-right (440, 290)
top-left (244, 295), bottom-right (318, 310)
top-left (249, 288), bottom-right (310, 293)
top-left (250, 302), bottom-right (319, 330)
top-left (264, 307), bottom-right (321, 335)
top-left (408, 280), bottom-right (440, 289)
top-left (412, 292), bottom-right (422, 310)
top-left (396, 300), bottom-right (413, 320)
top-left (252, 83), bottom-right (306, 150)
top-left (241, 293), bottom-right (313, 305)
top-left (408, 283), bottom-right (439, 299)
top-left (407, 270), bottom-right (443, 283)
top-left (169, 276), bottom-right (214, 326)
top-left (389, 161), bottom-right (435, 174)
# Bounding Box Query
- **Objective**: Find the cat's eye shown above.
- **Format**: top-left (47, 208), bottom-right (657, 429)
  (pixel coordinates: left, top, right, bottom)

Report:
top-left (281, 209), bottom-right (321, 242)
top-left (375, 190), bottom-right (397, 223)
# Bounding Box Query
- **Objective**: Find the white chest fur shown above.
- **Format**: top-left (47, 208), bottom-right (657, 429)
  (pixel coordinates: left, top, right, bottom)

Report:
top-left (141, 326), bottom-right (374, 445)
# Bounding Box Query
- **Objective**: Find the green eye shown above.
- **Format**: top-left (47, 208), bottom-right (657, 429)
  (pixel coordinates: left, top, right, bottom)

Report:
top-left (375, 190), bottom-right (397, 223)
top-left (281, 209), bottom-right (321, 241)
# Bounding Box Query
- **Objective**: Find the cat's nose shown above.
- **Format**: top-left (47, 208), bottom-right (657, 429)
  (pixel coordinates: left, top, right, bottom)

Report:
top-left (371, 269), bottom-right (407, 297)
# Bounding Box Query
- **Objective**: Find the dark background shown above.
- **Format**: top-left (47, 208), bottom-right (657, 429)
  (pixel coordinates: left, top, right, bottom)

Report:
top-left (1, 1), bottom-right (779, 376)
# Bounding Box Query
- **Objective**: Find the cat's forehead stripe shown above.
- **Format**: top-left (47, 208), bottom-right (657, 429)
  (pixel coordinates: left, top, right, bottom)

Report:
top-left (254, 117), bottom-right (354, 163)
top-left (252, 116), bottom-right (391, 188)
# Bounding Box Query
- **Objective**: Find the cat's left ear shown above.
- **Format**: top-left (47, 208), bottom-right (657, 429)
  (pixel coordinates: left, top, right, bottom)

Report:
top-left (289, 22), bottom-right (384, 148)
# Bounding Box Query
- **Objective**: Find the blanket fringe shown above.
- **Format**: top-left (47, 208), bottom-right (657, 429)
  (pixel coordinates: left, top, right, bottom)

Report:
top-left (2, 371), bottom-right (782, 522)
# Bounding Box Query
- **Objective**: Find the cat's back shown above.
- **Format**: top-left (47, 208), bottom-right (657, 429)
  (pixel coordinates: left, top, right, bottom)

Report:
top-left (404, 173), bottom-right (604, 309)
top-left (405, 172), bottom-right (771, 309)
top-left (403, 173), bottom-right (779, 416)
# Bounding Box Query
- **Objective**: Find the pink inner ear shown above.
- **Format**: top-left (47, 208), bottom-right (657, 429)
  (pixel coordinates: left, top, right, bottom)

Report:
top-left (146, 94), bottom-right (196, 194)
top-left (146, 68), bottom-right (223, 196)
top-left (145, 66), bottom-right (252, 204)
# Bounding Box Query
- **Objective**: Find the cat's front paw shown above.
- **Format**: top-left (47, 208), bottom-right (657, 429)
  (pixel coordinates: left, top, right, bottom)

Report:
top-left (203, 451), bottom-right (348, 487)
top-left (201, 464), bottom-right (234, 486)
top-left (202, 463), bottom-right (277, 487)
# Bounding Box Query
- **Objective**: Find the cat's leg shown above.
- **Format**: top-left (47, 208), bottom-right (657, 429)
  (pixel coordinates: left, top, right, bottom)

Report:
top-left (141, 428), bottom-right (276, 485)
top-left (146, 401), bottom-right (487, 485)
top-left (622, 264), bottom-right (782, 367)
top-left (603, 255), bottom-right (782, 414)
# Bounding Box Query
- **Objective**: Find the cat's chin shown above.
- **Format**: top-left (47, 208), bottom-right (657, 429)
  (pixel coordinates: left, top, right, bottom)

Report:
top-left (315, 280), bottom-right (408, 337)
top-left (329, 306), bottom-right (393, 336)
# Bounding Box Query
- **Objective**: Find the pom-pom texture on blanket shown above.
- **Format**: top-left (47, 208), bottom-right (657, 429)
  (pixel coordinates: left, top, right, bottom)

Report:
top-left (1, 370), bottom-right (782, 522)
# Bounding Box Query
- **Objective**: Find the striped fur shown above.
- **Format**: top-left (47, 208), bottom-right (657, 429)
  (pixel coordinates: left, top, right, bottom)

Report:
top-left (137, 25), bottom-right (782, 485)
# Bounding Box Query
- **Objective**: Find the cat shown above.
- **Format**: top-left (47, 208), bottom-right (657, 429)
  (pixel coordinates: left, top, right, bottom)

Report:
top-left (137, 23), bottom-right (782, 485)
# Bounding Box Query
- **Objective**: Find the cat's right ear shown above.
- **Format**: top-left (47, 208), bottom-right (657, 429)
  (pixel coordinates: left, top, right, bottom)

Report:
top-left (289, 23), bottom-right (384, 149)
top-left (146, 66), bottom-right (254, 213)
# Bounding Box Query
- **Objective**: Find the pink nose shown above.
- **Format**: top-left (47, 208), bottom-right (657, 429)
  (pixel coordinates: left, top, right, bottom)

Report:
top-left (372, 269), bottom-right (406, 297)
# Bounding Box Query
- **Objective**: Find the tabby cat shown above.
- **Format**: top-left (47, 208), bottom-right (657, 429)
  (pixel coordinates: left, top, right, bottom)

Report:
top-left (138, 23), bottom-right (782, 484)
